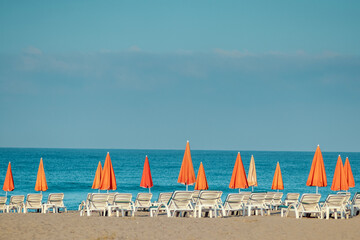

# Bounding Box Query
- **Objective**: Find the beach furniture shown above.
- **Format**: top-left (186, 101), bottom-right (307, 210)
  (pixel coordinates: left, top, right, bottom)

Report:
top-left (78, 193), bottom-right (91, 214)
top-left (264, 192), bottom-right (276, 213)
top-left (84, 193), bottom-right (109, 216)
top-left (153, 192), bottom-right (172, 207)
top-left (320, 194), bottom-right (347, 219)
top-left (271, 192), bottom-right (284, 210)
top-left (43, 193), bottom-right (67, 213)
top-left (223, 193), bottom-right (244, 216)
top-left (244, 192), bottom-right (267, 216)
top-left (153, 191), bottom-right (194, 217)
top-left (7, 195), bottom-right (25, 213)
top-left (191, 190), bottom-right (200, 204)
top-left (134, 193), bottom-right (153, 211)
top-left (0, 196), bottom-right (7, 213)
top-left (283, 193), bottom-right (300, 206)
top-left (108, 192), bottom-right (117, 205)
top-left (349, 192), bottom-right (360, 216)
top-left (194, 191), bottom-right (224, 218)
top-left (286, 193), bottom-right (321, 218)
top-left (107, 193), bottom-right (135, 217)
top-left (24, 194), bottom-right (43, 213)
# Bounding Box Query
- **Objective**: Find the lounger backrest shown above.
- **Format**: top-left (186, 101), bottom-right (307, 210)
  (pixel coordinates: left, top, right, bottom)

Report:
top-left (0, 196), bottom-right (6, 205)
top-left (285, 193), bottom-right (300, 205)
top-left (264, 192), bottom-right (276, 203)
top-left (240, 192), bottom-right (251, 204)
top-left (248, 193), bottom-right (266, 205)
top-left (25, 194), bottom-right (43, 208)
top-left (113, 193), bottom-right (133, 208)
top-left (192, 190), bottom-right (200, 203)
top-left (135, 193), bottom-right (153, 207)
top-left (197, 191), bottom-right (222, 206)
top-left (157, 192), bottom-right (172, 204)
top-left (273, 192), bottom-right (283, 200)
top-left (299, 194), bottom-right (321, 211)
top-left (351, 192), bottom-right (360, 205)
top-left (169, 191), bottom-right (193, 209)
top-left (89, 193), bottom-right (109, 209)
top-left (9, 195), bottom-right (25, 205)
top-left (325, 194), bottom-right (346, 207)
top-left (47, 193), bottom-right (64, 206)
top-left (224, 193), bottom-right (243, 209)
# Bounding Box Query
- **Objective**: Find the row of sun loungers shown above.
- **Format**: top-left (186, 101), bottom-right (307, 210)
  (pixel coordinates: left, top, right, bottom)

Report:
top-left (78, 191), bottom-right (360, 220)
top-left (0, 193), bottom-right (67, 213)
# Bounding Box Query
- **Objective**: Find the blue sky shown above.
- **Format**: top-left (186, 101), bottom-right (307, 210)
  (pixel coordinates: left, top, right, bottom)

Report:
top-left (0, 1), bottom-right (359, 151)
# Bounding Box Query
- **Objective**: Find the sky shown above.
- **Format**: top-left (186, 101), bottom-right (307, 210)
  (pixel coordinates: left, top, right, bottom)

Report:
top-left (0, 1), bottom-right (359, 152)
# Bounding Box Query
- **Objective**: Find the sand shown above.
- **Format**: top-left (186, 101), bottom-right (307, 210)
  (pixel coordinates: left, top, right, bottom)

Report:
top-left (1, 211), bottom-right (359, 240)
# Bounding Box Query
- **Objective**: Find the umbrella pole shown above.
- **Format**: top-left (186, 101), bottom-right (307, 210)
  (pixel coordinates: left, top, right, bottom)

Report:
top-left (239, 188), bottom-right (240, 193)
top-left (5, 191), bottom-right (7, 197)
top-left (149, 188), bottom-right (151, 193)
top-left (316, 186), bottom-right (318, 194)
top-left (98, 189), bottom-right (100, 193)
top-left (252, 186), bottom-right (254, 192)
top-left (186, 184), bottom-right (188, 191)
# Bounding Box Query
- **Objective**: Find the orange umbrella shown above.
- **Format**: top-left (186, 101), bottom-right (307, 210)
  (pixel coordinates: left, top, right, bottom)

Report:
top-left (344, 157), bottom-right (355, 188)
top-left (195, 162), bottom-right (209, 190)
top-left (331, 155), bottom-right (349, 191)
top-left (140, 155), bottom-right (153, 192)
top-left (247, 155), bottom-right (257, 191)
top-left (177, 141), bottom-right (196, 191)
top-left (92, 161), bottom-right (102, 190)
top-left (100, 152), bottom-right (117, 191)
top-left (306, 145), bottom-right (327, 193)
top-left (271, 162), bottom-right (284, 190)
top-left (35, 158), bottom-right (48, 192)
top-left (229, 152), bottom-right (248, 192)
top-left (3, 162), bottom-right (15, 196)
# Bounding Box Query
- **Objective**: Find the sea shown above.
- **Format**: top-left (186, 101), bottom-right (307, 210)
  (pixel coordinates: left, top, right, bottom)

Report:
top-left (0, 148), bottom-right (359, 210)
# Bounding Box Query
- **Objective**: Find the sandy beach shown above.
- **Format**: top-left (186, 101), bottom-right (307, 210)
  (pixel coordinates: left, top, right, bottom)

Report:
top-left (1, 211), bottom-right (359, 240)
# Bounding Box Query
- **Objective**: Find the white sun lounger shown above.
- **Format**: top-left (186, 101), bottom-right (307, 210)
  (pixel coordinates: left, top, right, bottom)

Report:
top-left (194, 191), bottom-right (224, 218)
top-left (84, 193), bottom-right (109, 217)
top-left (271, 192), bottom-right (284, 210)
top-left (245, 192), bottom-right (267, 216)
top-left (134, 193), bottom-right (153, 211)
top-left (223, 193), bottom-right (244, 216)
top-left (7, 195), bottom-right (25, 213)
top-left (284, 193), bottom-right (300, 206)
top-left (43, 193), bottom-right (67, 213)
top-left (0, 197), bottom-right (7, 213)
top-left (286, 193), bottom-right (322, 219)
top-left (24, 194), bottom-right (43, 213)
top-left (152, 191), bottom-right (194, 217)
top-left (320, 194), bottom-right (347, 219)
top-left (108, 193), bottom-right (135, 217)
top-left (349, 192), bottom-right (360, 216)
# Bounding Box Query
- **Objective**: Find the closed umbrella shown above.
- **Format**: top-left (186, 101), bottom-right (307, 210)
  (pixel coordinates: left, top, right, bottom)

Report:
top-left (344, 157), bottom-right (355, 188)
top-left (195, 162), bottom-right (208, 190)
top-left (92, 161), bottom-right (102, 192)
top-left (306, 145), bottom-right (327, 194)
top-left (247, 155), bottom-right (257, 192)
top-left (271, 162), bottom-right (284, 191)
top-left (3, 162), bottom-right (14, 197)
top-left (35, 158), bottom-right (48, 193)
top-left (229, 152), bottom-right (248, 192)
top-left (100, 152), bottom-right (117, 191)
top-left (140, 155), bottom-right (153, 193)
top-left (177, 141), bottom-right (196, 191)
top-left (331, 155), bottom-right (349, 191)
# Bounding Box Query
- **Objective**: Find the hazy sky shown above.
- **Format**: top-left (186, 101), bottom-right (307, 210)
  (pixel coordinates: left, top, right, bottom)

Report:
top-left (0, 1), bottom-right (359, 151)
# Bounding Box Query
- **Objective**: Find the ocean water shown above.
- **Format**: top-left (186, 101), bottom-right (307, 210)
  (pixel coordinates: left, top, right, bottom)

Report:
top-left (0, 148), bottom-right (359, 210)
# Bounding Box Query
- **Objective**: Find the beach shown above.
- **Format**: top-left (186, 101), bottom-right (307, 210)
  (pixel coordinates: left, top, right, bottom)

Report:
top-left (1, 211), bottom-right (360, 240)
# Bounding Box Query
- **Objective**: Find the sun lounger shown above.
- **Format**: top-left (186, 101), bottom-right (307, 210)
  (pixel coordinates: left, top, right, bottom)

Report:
top-left (223, 193), bottom-right (244, 216)
top-left (320, 194), bottom-right (347, 219)
top-left (191, 190), bottom-right (200, 204)
top-left (107, 193), bottom-right (135, 217)
top-left (264, 192), bottom-right (276, 214)
top-left (194, 191), bottom-right (224, 218)
top-left (134, 193), bottom-right (153, 211)
top-left (245, 192), bottom-right (267, 216)
top-left (271, 192), bottom-right (284, 210)
top-left (0, 197), bottom-right (7, 213)
top-left (349, 192), bottom-right (360, 216)
top-left (84, 193), bottom-right (109, 216)
top-left (284, 193), bottom-right (300, 206)
top-left (153, 192), bottom-right (172, 207)
top-left (107, 192), bottom-right (117, 205)
top-left (43, 193), bottom-right (67, 213)
top-left (7, 195), bottom-right (25, 213)
top-left (152, 191), bottom-right (194, 217)
top-left (79, 193), bottom-right (91, 215)
top-left (286, 193), bottom-right (322, 218)
top-left (24, 194), bottom-right (43, 213)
